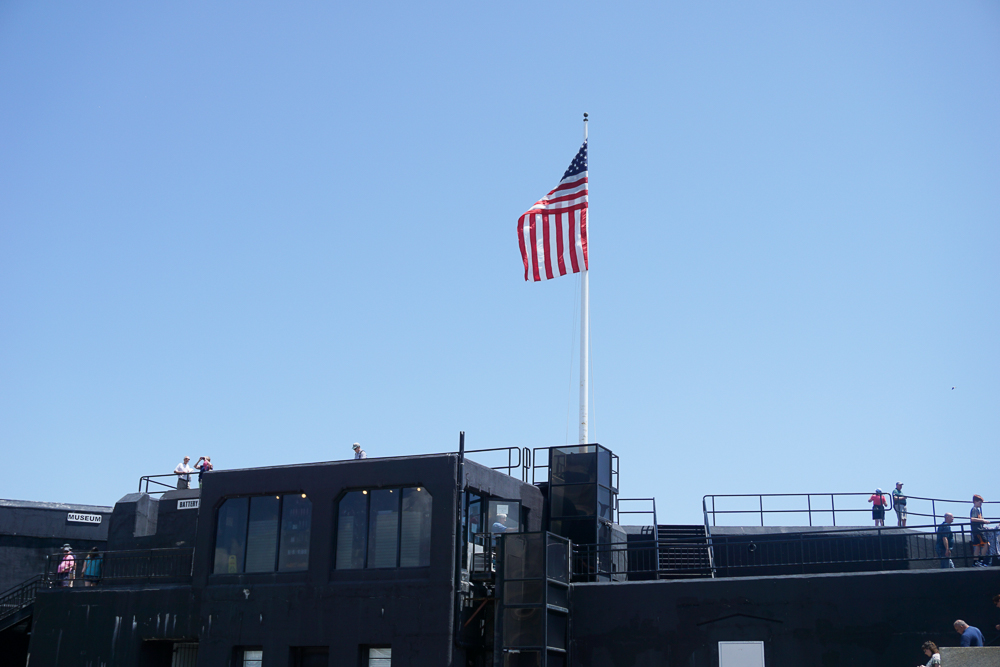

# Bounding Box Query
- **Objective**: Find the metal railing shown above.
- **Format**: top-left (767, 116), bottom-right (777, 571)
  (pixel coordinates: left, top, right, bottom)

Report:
top-left (138, 473), bottom-right (192, 494)
top-left (572, 523), bottom-right (994, 581)
top-left (703, 492), bottom-right (999, 529)
top-left (463, 447), bottom-right (528, 481)
top-left (0, 575), bottom-right (42, 627)
top-left (616, 497), bottom-right (657, 527)
top-left (44, 548), bottom-right (194, 587)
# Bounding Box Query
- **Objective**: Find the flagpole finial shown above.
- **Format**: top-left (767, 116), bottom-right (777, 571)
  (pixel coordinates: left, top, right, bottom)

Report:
top-left (583, 112), bottom-right (588, 120)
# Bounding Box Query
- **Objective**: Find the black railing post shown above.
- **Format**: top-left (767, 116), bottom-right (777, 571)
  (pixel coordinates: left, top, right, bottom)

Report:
top-left (831, 494), bottom-right (836, 527)
top-left (760, 496), bottom-right (764, 527)
top-left (808, 495), bottom-right (813, 527)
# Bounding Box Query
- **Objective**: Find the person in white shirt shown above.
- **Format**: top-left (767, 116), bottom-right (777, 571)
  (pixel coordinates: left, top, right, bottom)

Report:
top-left (174, 456), bottom-right (194, 489)
top-left (918, 640), bottom-right (940, 667)
top-left (352, 443), bottom-right (367, 460)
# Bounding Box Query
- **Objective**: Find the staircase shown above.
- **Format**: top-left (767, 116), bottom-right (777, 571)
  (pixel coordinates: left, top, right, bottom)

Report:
top-left (0, 575), bottom-right (42, 633)
top-left (656, 525), bottom-right (713, 579)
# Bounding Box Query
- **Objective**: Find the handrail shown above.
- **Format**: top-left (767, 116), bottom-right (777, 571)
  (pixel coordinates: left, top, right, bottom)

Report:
top-left (701, 492), bottom-right (998, 529)
top-left (138, 473), bottom-right (191, 494)
top-left (702, 492), bottom-right (1000, 528)
top-left (0, 575), bottom-right (42, 625)
top-left (45, 547), bottom-right (194, 587)
top-left (463, 447), bottom-right (523, 479)
top-left (572, 522), bottom-right (993, 581)
top-left (616, 497), bottom-right (657, 528)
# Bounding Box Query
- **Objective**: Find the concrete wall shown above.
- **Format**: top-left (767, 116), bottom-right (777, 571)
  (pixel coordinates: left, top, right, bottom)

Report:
top-left (569, 567), bottom-right (1000, 667)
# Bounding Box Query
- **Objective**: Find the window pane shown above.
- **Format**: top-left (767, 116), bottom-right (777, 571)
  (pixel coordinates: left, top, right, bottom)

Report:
top-left (214, 497), bottom-right (249, 574)
top-left (550, 446), bottom-right (597, 485)
top-left (336, 491), bottom-right (368, 569)
top-left (400, 488), bottom-right (432, 567)
top-left (368, 490), bottom-right (399, 568)
top-left (243, 649), bottom-right (263, 667)
top-left (279, 494), bottom-right (312, 571)
top-left (549, 484), bottom-right (596, 518)
top-left (489, 500), bottom-right (521, 533)
top-left (368, 647), bottom-right (391, 667)
top-left (245, 496), bottom-right (280, 572)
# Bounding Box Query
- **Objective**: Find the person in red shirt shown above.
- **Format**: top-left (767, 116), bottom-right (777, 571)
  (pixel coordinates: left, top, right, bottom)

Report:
top-left (868, 488), bottom-right (888, 526)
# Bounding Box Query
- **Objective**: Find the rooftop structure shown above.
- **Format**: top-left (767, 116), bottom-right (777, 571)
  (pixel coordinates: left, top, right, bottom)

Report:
top-left (1, 440), bottom-right (997, 667)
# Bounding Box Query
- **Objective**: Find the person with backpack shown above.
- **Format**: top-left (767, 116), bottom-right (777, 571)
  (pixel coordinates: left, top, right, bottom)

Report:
top-left (869, 488), bottom-right (888, 527)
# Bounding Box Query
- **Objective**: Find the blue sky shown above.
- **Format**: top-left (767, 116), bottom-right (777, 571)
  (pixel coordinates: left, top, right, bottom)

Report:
top-left (1, 2), bottom-right (997, 525)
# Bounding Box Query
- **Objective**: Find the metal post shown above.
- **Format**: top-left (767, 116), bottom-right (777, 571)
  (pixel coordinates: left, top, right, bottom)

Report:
top-left (831, 494), bottom-right (836, 527)
top-left (808, 495), bottom-right (813, 527)
top-left (760, 496), bottom-right (764, 527)
top-left (579, 113), bottom-right (589, 445)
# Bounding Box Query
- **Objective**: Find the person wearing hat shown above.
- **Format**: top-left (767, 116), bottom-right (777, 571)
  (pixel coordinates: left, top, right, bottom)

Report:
top-left (57, 544), bottom-right (76, 587)
top-left (892, 482), bottom-right (907, 527)
top-left (970, 494), bottom-right (990, 567)
top-left (868, 488), bottom-right (888, 526)
top-left (352, 443), bottom-right (367, 460)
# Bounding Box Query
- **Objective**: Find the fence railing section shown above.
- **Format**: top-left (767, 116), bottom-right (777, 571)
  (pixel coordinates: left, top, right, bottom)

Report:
top-left (702, 493), bottom-right (1000, 528)
top-left (616, 497), bottom-right (657, 527)
top-left (0, 575), bottom-right (42, 625)
top-left (571, 523), bottom-right (992, 581)
top-left (45, 548), bottom-right (194, 587)
top-left (463, 447), bottom-right (528, 481)
top-left (138, 473), bottom-right (187, 494)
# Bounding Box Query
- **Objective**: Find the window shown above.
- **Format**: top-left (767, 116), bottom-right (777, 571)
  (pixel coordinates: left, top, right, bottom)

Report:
top-left (245, 496), bottom-right (280, 572)
top-left (368, 490), bottom-right (398, 568)
top-left (279, 494), bottom-right (312, 571)
top-left (214, 498), bottom-right (249, 574)
top-left (366, 647), bottom-right (391, 667)
top-left (488, 499), bottom-right (521, 533)
top-left (719, 641), bottom-right (765, 667)
top-left (400, 487), bottom-right (432, 567)
top-left (335, 487), bottom-right (432, 569)
top-left (239, 648), bottom-right (263, 667)
top-left (213, 494), bottom-right (312, 574)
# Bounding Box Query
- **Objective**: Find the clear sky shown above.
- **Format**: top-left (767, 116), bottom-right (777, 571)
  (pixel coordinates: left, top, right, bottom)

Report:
top-left (1, 2), bottom-right (997, 525)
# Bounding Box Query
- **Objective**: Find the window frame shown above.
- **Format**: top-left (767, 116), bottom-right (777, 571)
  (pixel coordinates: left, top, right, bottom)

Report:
top-left (334, 485), bottom-right (432, 570)
top-left (211, 492), bottom-right (312, 576)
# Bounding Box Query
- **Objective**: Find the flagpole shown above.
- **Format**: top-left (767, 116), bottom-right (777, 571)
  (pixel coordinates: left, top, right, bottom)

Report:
top-left (579, 113), bottom-right (589, 445)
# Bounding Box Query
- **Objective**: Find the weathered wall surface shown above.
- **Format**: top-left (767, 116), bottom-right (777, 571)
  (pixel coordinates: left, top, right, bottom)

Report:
top-left (0, 500), bottom-right (111, 591)
top-left (570, 567), bottom-right (1000, 667)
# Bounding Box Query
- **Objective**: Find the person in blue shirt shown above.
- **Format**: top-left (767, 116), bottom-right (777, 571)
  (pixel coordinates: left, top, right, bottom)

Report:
top-left (953, 620), bottom-right (984, 647)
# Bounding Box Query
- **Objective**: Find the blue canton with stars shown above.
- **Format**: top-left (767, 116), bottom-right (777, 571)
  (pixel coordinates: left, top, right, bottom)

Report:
top-left (561, 141), bottom-right (588, 180)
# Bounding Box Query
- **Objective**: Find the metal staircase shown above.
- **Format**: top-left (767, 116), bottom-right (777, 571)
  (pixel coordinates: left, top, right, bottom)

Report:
top-left (0, 575), bottom-right (42, 633)
top-left (656, 525), bottom-right (713, 579)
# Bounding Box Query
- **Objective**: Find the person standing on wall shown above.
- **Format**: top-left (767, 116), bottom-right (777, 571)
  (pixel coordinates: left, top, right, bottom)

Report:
top-left (195, 456), bottom-right (213, 487)
top-left (352, 443), bottom-right (367, 459)
top-left (892, 481), bottom-right (907, 527)
top-left (970, 494), bottom-right (990, 567)
top-left (174, 456), bottom-right (194, 489)
top-left (869, 488), bottom-right (888, 527)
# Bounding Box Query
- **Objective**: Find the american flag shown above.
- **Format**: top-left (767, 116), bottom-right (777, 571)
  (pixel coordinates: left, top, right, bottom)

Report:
top-left (517, 141), bottom-right (588, 282)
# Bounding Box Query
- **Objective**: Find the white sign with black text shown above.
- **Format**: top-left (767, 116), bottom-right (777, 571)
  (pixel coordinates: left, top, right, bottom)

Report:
top-left (67, 512), bottom-right (103, 524)
top-left (177, 499), bottom-right (200, 510)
